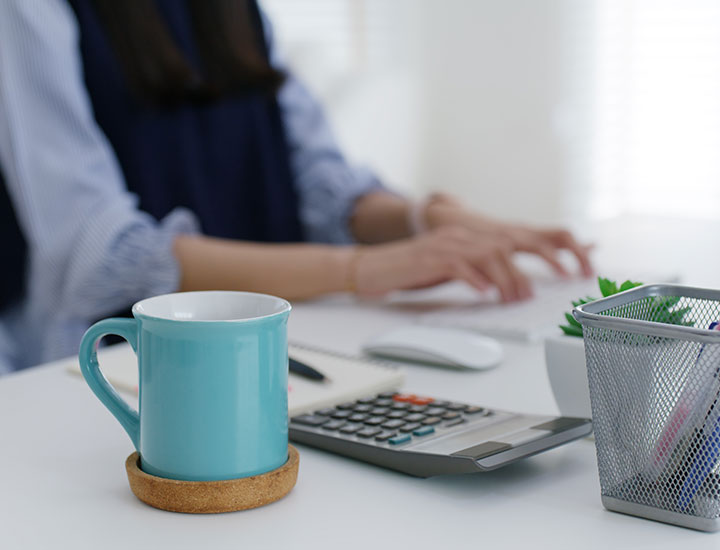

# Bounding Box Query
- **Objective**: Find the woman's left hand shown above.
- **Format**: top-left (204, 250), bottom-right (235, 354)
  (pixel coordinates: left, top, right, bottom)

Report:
top-left (422, 193), bottom-right (594, 279)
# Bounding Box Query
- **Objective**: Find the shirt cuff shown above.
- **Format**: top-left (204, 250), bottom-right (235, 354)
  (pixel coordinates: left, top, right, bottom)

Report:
top-left (299, 165), bottom-right (387, 244)
top-left (62, 205), bottom-right (200, 320)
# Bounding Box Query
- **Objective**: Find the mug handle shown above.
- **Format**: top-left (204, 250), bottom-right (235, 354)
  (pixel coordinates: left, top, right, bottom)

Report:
top-left (78, 318), bottom-right (140, 450)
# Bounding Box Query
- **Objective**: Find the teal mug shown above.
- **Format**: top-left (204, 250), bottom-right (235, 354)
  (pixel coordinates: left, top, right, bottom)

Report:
top-left (78, 291), bottom-right (291, 481)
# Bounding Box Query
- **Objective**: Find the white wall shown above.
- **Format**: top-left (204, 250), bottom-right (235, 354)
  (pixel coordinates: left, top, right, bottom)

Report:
top-left (267, 1), bottom-right (720, 226)
top-left (263, 0), bottom-right (426, 196)
top-left (412, 1), bottom-right (595, 224)
top-left (266, 0), bottom-right (596, 223)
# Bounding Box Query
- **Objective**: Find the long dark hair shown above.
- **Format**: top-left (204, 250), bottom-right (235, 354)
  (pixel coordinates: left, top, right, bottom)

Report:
top-left (90, 0), bottom-right (285, 104)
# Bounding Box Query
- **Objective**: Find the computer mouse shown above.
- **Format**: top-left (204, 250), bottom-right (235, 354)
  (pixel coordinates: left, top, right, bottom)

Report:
top-left (362, 325), bottom-right (503, 370)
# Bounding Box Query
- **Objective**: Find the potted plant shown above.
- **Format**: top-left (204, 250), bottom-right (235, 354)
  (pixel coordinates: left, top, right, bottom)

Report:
top-left (545, 277), bottom-right (694, 419)
top-left (544, 278), bottom-right (643, 419)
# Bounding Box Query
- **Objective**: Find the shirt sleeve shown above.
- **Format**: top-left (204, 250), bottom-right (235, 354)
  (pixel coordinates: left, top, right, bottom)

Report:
top-left (0, 0), bottom-right (199, 363)
top-left (261, 13), bottom-right (389, 244)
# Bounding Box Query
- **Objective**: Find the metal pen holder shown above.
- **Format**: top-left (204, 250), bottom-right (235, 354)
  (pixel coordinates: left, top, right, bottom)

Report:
top-left (574, 284), bottom-right (720, 532)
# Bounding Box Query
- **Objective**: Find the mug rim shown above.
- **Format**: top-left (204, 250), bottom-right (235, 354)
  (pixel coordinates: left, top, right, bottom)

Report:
top-left (131, 290), bottom-right (291, 323)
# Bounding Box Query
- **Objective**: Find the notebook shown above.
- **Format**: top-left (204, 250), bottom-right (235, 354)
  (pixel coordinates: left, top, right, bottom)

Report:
top-left (65, 342), bottom-right (404, 416)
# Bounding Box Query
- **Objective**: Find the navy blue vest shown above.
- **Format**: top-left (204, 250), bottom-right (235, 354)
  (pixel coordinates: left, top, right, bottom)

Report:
top-left (0, 0), bottom-right (303, 310)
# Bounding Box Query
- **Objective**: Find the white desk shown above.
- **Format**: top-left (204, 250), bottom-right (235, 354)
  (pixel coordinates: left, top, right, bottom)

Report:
top-left (1, 215), bottom-right (719, 549)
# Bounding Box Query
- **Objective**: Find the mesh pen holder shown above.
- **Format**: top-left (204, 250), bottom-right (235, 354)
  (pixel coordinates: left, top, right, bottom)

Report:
top-left (574, 284), bottom-right (720, 532)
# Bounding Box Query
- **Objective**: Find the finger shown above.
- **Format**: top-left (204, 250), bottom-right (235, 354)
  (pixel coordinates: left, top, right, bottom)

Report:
top-left (475, 252), bottom-right (522, 302)
top-left (496, 248), bottom-right (533, 300)
top-left (400, 276), bottom-right (453, 291)
top-left (534, 243), bottom-right (569, 278)
top-left (449, 260), bottom-right (491, 293)
top-left (565, 241), bottom-right (594, 278)
top-left (480, 259), bottom-right (517, 302)
top-left (460, 241), bottom-right (522, 302)
top-left (544, 230), bottom-right (594, 277)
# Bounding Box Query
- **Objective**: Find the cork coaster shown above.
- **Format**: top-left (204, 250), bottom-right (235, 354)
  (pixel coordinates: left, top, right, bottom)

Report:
top-left (125, 445), bottom-right (299, 513)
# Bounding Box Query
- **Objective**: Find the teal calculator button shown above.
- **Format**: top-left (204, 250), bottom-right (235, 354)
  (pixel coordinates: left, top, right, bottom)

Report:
top-left (413, 426), bottom-right (435, 437)
top-left (388, 434), bottom-right (412, 445)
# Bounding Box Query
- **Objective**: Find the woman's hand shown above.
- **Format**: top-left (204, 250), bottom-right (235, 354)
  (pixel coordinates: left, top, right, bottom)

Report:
top-left (422, 194), bottom-right (594, 279)
top-left (354, 226), bottom-right (533, 302)
top-left (351, 192), bottom-right (593, 302)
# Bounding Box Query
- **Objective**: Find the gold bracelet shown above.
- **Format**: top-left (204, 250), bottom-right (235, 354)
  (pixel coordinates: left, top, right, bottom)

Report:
top-left (345, 247), bottom-right (365, 294)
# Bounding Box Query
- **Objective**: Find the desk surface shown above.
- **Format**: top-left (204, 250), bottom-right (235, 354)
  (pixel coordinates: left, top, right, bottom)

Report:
top-left (2, 215), bottom-right (719, 549)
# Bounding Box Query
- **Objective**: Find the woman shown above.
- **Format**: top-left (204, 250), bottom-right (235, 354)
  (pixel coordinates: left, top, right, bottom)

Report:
top-left (0, 0), bottom-right (591, 373)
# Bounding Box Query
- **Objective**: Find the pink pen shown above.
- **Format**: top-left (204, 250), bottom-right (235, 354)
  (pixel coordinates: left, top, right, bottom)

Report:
top-left (644, 322), bottom-right (720, 481)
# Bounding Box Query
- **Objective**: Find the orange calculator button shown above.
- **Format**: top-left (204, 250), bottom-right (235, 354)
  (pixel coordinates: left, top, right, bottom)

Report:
top-left (409, 396), bottom-right (434, 405)
top-left (392, 393), bottom-right (416, 402)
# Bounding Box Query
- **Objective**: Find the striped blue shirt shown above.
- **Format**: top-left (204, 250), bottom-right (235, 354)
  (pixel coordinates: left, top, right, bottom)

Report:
top-left (0, 0), bottom-right (384, 373)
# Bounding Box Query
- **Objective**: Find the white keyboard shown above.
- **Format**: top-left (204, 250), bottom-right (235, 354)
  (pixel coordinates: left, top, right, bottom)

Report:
top-left (416, 278), bottom-right (602, 342)
top-left (394, 271), bottom-right (677, 342)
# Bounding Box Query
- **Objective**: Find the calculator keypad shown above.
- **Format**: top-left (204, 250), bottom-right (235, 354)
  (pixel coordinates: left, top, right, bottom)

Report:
top-left (399, 422), bottom-right (421, 433)
top-left (291, 391), bottom-right (492, 446)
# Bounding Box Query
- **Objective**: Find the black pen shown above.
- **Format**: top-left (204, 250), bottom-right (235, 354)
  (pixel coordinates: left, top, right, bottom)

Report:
top-left (289, 357), bottom-right (328, 382)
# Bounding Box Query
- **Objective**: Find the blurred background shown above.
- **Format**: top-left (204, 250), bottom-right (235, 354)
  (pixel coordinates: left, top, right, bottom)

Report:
top-left (262, 0), bottom-right (720, 226)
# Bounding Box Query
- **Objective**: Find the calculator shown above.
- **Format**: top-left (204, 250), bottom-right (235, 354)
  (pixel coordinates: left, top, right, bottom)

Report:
top-left (289, 391), bottom-right (592, 477)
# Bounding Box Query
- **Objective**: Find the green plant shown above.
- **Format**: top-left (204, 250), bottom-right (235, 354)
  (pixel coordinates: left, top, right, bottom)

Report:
top-left (561, 277), bottom-right (694, 337)
top-left (560, 277), bottom-right (643, 337)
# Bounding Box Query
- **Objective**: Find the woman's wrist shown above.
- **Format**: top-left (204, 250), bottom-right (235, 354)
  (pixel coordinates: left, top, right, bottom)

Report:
top-left (350, 192), bottom-right (417, 243)
top-left (422, 193), bottom-right (467, 231)
top-left (423, 194), bottom-right (508, 237)
top-left (345, 246), bottom-right (366, 294)
top-left (331, 246), bottom-right (366, 295)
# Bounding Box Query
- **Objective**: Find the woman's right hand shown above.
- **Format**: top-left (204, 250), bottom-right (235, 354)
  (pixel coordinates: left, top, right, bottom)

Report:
top-left (353, 226), bottom-right (534, 302)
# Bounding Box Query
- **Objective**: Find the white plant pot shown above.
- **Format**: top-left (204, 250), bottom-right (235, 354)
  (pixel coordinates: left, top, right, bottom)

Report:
top-left (544, 334), bottom-right (591, 419)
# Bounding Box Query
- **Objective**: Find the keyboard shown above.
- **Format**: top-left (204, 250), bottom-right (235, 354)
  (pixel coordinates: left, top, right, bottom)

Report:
top-left (289, 391), bottom-right (592, 477)
top-left (416, 273), bottom-right (676, 342)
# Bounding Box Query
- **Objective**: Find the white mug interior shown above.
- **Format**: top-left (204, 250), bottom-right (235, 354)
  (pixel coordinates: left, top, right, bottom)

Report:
top-left (132, 291), bottom-right (290, 322)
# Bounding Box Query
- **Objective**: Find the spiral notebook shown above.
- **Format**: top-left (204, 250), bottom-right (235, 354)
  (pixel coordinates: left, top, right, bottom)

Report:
top-left (66, 342), bottom-right (404, 416)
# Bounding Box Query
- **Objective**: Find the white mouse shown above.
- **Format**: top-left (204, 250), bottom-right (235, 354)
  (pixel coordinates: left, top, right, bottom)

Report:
top-left (363, 325), bottom-right (503, 370)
